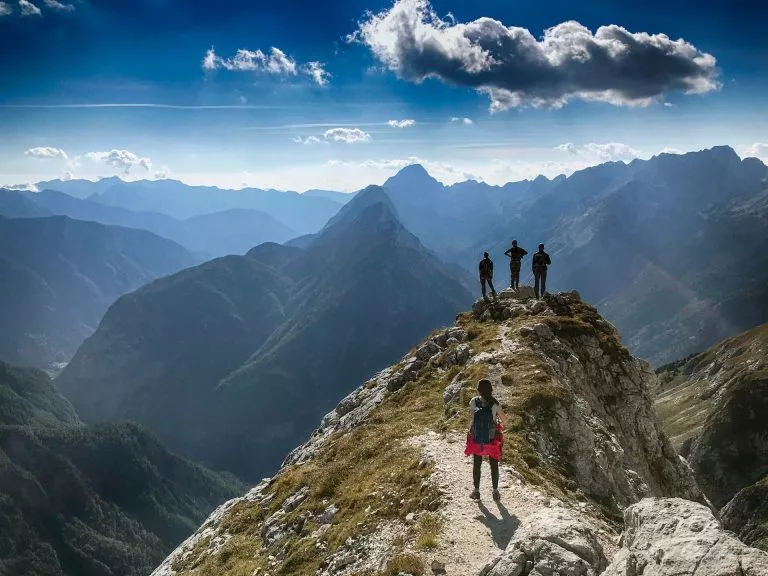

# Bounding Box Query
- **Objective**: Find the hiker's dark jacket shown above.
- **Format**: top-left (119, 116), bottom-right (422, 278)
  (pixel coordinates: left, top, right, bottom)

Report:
top-left (505, 246), bottom-right (528, 262)
top-left (479, 258), bottom-right (494, 279)
top-left (532, 251), bottom-right (551, 269)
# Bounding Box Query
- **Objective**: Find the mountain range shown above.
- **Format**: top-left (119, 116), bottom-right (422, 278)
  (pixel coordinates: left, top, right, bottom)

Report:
top-left (0, 216), bottom-right (196, 371)
top-left (55, 186), bottom-right (474, 480)
top-left (0, 360), bottom-right (244, 576)
top-left (379, 146), bottom-right (768, 364)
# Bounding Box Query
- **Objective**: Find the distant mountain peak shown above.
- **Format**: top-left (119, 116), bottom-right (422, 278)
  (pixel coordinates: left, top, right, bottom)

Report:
top-left (385, 163), bottom-right (441, 187)
top-left (320, 184), bottom-right (401, 232)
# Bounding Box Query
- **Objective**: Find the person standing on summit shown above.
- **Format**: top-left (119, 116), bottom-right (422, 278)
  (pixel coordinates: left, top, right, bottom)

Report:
top-left (532, 243), bottom-right (551, 299)
top-left (504, 240), bottom-right (528, 290)
top-left (478, 252), bottom-right (497, 299)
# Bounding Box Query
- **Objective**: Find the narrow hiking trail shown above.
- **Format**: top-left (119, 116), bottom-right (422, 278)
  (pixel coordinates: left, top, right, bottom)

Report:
top-left (412, 432), bottom-right (549, 575)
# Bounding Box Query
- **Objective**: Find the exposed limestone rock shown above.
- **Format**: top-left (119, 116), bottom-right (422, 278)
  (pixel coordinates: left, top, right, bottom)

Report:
top-left (721, 477), bottom-right (768, 551)
top-left (443, 374), bottom-right (465, 405)
top-left (152, 292), bottom-right (706, 576)
top-left (151, 479), bottom-right (272, 576)
top-left (479, 507), bottom-right (607, 576)
top-left (603, 498), bottom-right (768, 576)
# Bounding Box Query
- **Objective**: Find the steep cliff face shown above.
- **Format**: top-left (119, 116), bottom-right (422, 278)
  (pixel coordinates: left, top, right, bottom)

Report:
top-left (152, 290), bottom-right (710, 576)
top-left (655, 323), bottom-right (768, 550)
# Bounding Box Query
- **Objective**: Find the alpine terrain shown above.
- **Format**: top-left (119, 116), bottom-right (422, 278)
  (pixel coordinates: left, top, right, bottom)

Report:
top-left (381, 147), bottom-right (768, 365)
top-left (0, 215), bottom-right (196, 371)
top-left (0, 361), bottom-right (244, 576)
top-left (150, 289), bottom-right (768, 576)
top-left (56, 186), bottom-right (473, 480)
top-left (655, 322), bottom-right (768, 551)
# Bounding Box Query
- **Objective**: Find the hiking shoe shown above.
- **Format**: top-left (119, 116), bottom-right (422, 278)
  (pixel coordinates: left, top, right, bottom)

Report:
top-left (492, 489), bottom-right (501, 501)
top-left (470, 489), bottom-right (480, 500)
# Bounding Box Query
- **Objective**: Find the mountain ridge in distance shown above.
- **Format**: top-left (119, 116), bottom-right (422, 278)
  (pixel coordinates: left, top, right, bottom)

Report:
top-left (0, 215), bottom-right (196, 370)
top-left (56, 185), bottom-right (473, 480)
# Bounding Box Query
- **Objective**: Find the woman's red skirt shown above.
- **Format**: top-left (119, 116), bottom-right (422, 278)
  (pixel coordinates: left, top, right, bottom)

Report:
top-left (464, 425), bottom-right (503, 461)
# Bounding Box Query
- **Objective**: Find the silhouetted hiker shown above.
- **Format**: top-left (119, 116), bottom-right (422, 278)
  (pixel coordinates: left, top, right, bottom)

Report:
top-left (478, 252), bottom-right (497, 299)
top-left (504, 240), bottom-right (528, 290)
top-left (465, 378), bottom-right (509, 501)
top-left (532, 243), bottom-right (551, 299)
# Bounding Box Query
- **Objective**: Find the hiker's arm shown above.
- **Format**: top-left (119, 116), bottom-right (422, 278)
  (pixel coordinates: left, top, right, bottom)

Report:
top-left (504, 249), bottom-right (512, 257)
top-left (546, 255), bottom-right (552, 265)
top-left (521, 249), bottom-right (528, 256)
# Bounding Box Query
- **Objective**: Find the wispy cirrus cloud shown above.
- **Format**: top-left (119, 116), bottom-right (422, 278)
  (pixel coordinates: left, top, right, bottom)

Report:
top-left (450, 117), bottom-right (473, 125)
top-left (203, 47), bottom-right (330, 86)
top-left (350, 0), bottom-right (720, 111)
top-left (19, 0), bottom-right (41, 16)
top-left (387, 119), bottom-right (416, 128)
top-left (0, 2), bottom-right (12, 16)
top-left (292, 136), bottom-right (327, 145)
top-left (24, 147), bottom-right (69, 160)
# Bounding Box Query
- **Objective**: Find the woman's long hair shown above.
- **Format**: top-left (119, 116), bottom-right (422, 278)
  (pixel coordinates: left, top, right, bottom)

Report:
top-left (477, 378), bottom-right (497, 406)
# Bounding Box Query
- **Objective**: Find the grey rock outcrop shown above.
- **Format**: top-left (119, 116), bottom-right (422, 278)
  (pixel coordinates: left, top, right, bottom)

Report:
top-left (603, 498), bottom-right (768, 576)
top-left (721, 478), bottom-right (768, 551)
top-left (474, 291), bottom-right (703, 510)
top-left (480, 507), bottom-right (607, 576)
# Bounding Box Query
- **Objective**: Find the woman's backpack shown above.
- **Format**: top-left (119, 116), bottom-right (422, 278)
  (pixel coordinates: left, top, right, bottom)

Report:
top-left (470, 397), bottom-right (497, 446)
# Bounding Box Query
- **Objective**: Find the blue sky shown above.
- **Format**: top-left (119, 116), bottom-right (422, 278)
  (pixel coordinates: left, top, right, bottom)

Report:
top-left (1, 0), bottom-right (767, 191)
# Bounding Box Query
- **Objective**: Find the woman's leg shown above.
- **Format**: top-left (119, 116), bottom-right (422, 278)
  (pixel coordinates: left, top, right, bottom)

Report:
top-left (473, 455), bottom-right (483, 489)
top-left (489, 457), bottom-right (500, 490)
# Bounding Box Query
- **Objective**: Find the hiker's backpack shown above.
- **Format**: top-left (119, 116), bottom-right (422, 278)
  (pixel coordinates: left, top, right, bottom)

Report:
top-left (470, 397), bottom-right (497, 445)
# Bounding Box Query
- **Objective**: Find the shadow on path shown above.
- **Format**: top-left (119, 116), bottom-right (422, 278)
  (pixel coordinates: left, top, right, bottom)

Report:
top-left (476, 500), bottom-right (521, 550)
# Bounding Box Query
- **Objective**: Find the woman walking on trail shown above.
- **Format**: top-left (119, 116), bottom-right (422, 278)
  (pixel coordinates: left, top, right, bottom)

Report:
top-left (465, 379), bottom-right (509, 501)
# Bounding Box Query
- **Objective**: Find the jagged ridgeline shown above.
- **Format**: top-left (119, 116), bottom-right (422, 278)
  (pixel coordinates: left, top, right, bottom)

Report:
top-left (152, 290), bottom-right (768, 576)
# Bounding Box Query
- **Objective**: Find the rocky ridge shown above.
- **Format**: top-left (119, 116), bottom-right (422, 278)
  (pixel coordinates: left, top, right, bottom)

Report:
top-left (655, 322), bottom-right (768, 551)
top-left (152, 290), bottom-right (766, 576)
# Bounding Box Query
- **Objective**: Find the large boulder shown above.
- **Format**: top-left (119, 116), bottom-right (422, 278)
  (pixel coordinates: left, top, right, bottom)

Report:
top-left (603, 498), bottom-right (768, 576)
top-left (480, 507), bottom-right (607, 576)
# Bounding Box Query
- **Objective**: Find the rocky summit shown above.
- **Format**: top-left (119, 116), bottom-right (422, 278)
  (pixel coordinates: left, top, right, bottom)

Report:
top-left (146, 289), bottom-right (768, 576)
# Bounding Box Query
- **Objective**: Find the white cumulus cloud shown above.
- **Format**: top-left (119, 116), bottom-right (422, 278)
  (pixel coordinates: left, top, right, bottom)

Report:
top-left (85, 150), bottom-right (152, 173)
top-left (323, 128), bottom-right (372, 144)
top-left (0, 2), bottom-right (12, 16)
top-left (556, 142), bottom-right (640, 160)
top-left (351, 0), bottom-right (720, 111)
top-left (43, 0), bottom-right (74, 11)
top-left (741, 143), bottom-right (768, 161)
top-left (25, 147), bottom-right (69, 160)
top-left (451, 117), bottom-right (473, 125)
top-left (19, 0), bottom-right (41, 16)
top-left (62, 170), bottom-right (74, 181)
top-left (387, 119), bottom-right (416, 128)
top-left (304, 61), bottom-right (331, 86)
top-left (154, 165), bottom-right (171, 179)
